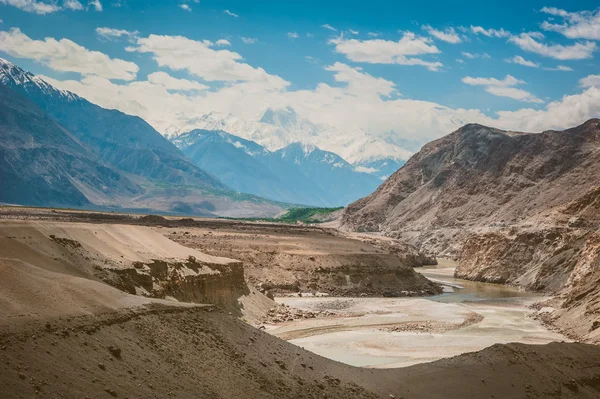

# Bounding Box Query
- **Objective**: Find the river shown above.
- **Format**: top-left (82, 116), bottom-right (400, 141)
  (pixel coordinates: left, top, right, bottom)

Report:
top-left (265, 259), bottom-right (567, 368)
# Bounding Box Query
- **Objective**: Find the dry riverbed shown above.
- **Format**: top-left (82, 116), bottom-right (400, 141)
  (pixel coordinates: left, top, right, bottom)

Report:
top-left (265, 260), bottom-right (568, 368)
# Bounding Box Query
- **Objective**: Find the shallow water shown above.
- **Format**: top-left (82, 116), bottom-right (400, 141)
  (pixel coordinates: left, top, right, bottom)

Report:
top-left (269, 259), bottom-right (566, 368)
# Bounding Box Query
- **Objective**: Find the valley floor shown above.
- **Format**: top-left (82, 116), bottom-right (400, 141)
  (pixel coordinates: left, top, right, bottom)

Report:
top-left (266, 261), bottom-right (566, 368)
top-left (1, 206), bottom-right (599, 398)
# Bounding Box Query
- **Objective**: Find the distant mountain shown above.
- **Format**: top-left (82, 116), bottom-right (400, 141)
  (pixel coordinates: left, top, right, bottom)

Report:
top-left (0, 58), bottom-right (286, 217)
top-left (172, 130), bottom-right (382, 206)
top-left (161, 106), bottom-right (412, 181)
top-left (0, 84), bottom-right (141, 208)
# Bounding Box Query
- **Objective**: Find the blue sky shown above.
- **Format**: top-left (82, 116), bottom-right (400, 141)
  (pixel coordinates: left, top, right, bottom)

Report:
top-left (0, 0), bottom-right (599, 145)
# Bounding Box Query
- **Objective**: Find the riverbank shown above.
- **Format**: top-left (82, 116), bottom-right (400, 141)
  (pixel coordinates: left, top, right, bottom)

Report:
top-left (266, 260), bottom-right (567, 368)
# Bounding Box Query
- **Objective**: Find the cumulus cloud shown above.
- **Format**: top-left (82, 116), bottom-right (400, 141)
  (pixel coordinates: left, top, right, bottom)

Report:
top-left (509, 32), bottom-right (596, 60)
top-left (422, 25), bottom-right (462, 43)
top-left (39, 54), bottom-right (600, 147)
top-left (287, 32), bottom-right (299, 39)
top-left (0, 0), bottom-right (90, 14)
top-left (330, 32), bottom-right (443, 71)
top-left (127, 33), bottom-right (289, 89)
top-left (325, 62), bottom-right (397, 98)
top-left (179, 3), bottom-right (190, 11)
top-left (463, 74), bottom-right (543, 103)
top-left (505, 55), bottom-right (539, 67)
top-left (579, 74), bottom-right (600, 88)
top-left (95, 27), bottom-right (138, 41)
top-left (146, 71), bottom-right (208, 91)
top-left (0, 27), bottom-right (138, 80)
top-left (215, 39), bottom-right (231, 46)
top-left (541, 7), bottom-right (600, 40)
top-left (63, 0), bottom-right (83, 10)
top-left (88, 0), bottom-right (101, 11)
top-left (224, 9), bottom-right (238, 18)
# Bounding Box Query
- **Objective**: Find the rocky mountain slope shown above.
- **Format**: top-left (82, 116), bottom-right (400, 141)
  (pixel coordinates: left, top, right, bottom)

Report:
top-left (342, 118), bottom-right (600, 342)
top-left (342, 119), bottom-right (600, 252)
top-left (0, 58), bottom-right (286, 217)
top-left (172, 130), bottom-right (382, 206)
top-left (0, 85), bottom-right (141, 208)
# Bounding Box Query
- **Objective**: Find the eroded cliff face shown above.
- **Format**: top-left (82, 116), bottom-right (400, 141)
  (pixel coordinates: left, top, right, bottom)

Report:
top-left (0, 221), bottom-right (248, 309)
top-left (163, 225), bottom-right (441, 298)
top-left (457, 185), bottom-right (600, 342)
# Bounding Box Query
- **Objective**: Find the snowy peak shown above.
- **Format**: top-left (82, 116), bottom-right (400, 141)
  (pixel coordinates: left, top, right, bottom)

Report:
top-left (173, 129), bottom-right (268, 157)
top-left (259, 106), bottom-right (298, 127)
top-left (0, 58), bottom-right (80, 102)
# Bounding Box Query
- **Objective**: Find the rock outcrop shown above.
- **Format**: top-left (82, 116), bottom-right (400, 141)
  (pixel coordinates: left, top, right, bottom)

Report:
top-left (341, 119), bottom-right (600, 257)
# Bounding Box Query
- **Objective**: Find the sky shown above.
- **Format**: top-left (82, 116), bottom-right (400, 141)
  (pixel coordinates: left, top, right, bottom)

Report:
top-left (0, 0), bottom-right (599, 145)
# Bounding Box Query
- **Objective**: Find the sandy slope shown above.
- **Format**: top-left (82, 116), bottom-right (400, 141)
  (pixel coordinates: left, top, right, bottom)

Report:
top-left (0, 214), bottom-right (600, 398)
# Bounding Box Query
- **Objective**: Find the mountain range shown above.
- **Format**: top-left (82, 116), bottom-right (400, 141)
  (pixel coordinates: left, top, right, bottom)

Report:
top-left (172, 130), bottom-right (382, 206)
top-left (0, 58), bottom-right (285, 217)
top-left (0, 58), bottom-right (400, 213)
top-left (159, 106), bottom-right (411, 182)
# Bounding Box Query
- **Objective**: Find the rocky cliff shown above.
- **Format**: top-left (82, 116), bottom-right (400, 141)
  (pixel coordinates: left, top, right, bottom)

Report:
top-left (342, 119), bottom-right (600, 341)
top-left (342, 119), bottom-right (600, 256)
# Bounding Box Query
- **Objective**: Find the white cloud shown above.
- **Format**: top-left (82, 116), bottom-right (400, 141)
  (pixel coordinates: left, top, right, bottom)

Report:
top-left (470, 26), bottom-right (511, 38)
top-left (0, 27), bottom-right (138, 80)
top-left (96, 27), bottom-right (138, 41)
top-left (224, 9), bottom-right (238, 18)
top-left (330, 32), bottom-right (443, 71)
top-left (0, 0), bottom-right (88, 14)
top-left (128, 33), bottom-right (289, 88)
top-left (287, 32), bottom-right (299, 39)
top-left (462, 75), bottom-right (524, 87)
top-left (39, 55), bottom-right (600, 149)
top-left (463, 74), bottom-right (543, 103)
top-left (461, 51), bottom-right (490, 59)
top-left (354, 166), bottom-right (378, 174)
top-left (240, 37), bottom-right (258, 44)
top-left (579, 74), bottom-right (600, 88)
top-left (321, 24), bottom-right (337, 32)
top-left (179, 3), bottom-right (190, 11)
top-left (216, 39), bottom-right (231, 46)
top-left (63, 0), bottom-right (83, 10)
top-left (349, 29), bottom-right (359, 35)
top-left (485, 86), bottom-right (544, 104)
top-left (367, 32), bottom-right (380, 37)
top-left (509, 32), bottom-right (596, 60)
top-left (541, 7), bottom-right (600, 40)
top-left (88, 0), bottom-right (101, 11)
top-left (543, 65), bottom-right (573, 71)
top-left (505, 55), bottom-right (539, 68)
top-left (422, 25), bottom-right (462, 43)
top-left (147, 71), bottom-right (208, 91)
top-left (325, 62), bottom-right (397, 98)
top-left (456, 58), bottom-right (464, 64)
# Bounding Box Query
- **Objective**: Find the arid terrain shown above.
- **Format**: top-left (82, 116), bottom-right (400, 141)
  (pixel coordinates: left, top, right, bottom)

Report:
top-left (2, 206), bottom-right (600, 398)
top-left (342, 119), bottom-right (600, 344)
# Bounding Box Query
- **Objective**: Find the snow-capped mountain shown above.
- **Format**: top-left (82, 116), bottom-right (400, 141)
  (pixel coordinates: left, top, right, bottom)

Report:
top-left (0, 57), bottom-right (81, 102)
top-left (162, 106), bottom-right (413, 181)
top-left (172, 130), bottom-right (383, 207)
